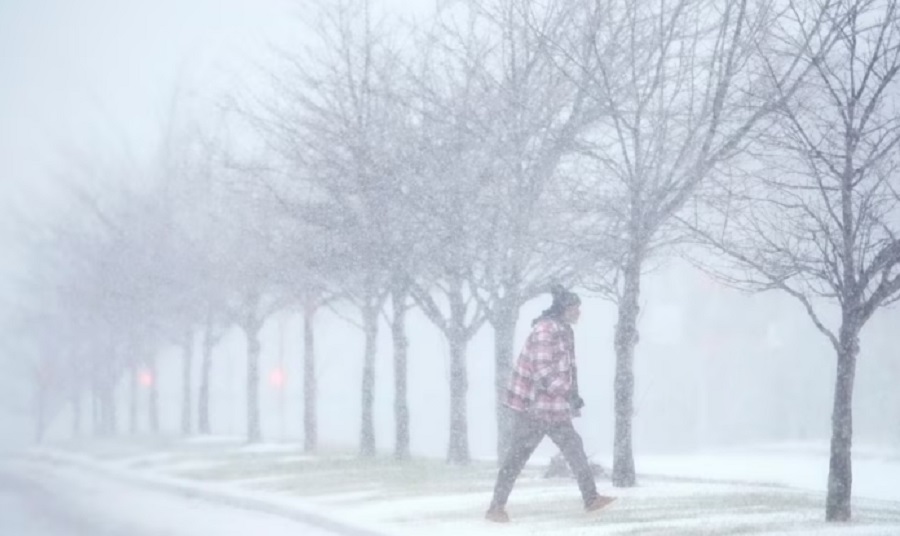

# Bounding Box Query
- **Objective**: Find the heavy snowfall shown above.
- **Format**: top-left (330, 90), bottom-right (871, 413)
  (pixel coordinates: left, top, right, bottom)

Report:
top-left (3, 0), bottom-right (900, 534)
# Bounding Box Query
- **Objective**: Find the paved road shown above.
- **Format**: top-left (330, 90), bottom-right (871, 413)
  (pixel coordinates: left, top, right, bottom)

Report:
top-left (0, 467), bottom-right (130, 536)
top-left (0, 461), bottom-right (357, 536)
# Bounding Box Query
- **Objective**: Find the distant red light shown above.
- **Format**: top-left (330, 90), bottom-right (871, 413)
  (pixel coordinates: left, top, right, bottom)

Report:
top-left (269, 367), bottom-right (285, 388)
top-left (139, 370), bottom-right (154, 387)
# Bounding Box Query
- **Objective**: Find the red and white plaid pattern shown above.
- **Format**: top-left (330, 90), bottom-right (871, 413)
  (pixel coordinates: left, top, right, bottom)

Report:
top-left (504, 317), bottom-right (576, 421)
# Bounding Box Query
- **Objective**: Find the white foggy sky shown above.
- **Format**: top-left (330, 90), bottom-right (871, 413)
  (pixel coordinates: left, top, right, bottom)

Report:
top-left (2, 0), bottom-right (899, 456)
top-left (1, 0), bottom-right (285, 203)
top-left (0, 0), bottom-right (435, 449)
top-left (0, 0), bottom-right (433, 210)
top-left (0, 0), bottom-right (433, 299)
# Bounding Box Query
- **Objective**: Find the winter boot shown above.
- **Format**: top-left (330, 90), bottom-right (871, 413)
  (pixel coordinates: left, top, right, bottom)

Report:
top-left (485, 504), bottom-right (510, 523)
top-left (585, 495), bottom-right (616, 512)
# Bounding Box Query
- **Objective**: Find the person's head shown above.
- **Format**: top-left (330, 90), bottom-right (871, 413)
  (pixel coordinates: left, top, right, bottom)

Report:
top-left (562, 301), bottom-right (581, 325)
top-left (535, 284), bottom-right (581, 325)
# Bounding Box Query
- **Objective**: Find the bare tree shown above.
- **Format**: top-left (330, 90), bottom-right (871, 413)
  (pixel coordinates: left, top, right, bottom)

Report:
top-left (7, 107), bottom-right (220, 440)
top-left (197, 304), bottom-right (228, 435)
top-left (301, 296), bottom-right (320, 453)
top-left (268, 228), bottom-right (339, 453)
top-left (42, 196), bottom-right (161, 443)
top-left (178, 330), bottom-right (194, 435)
top-left (35, 180), bottom-right (134, 437)
top-left (216, 177), bottom-right (290, 444)
top-left (387, 275), bottom-right (412, 460)
top-left (8, 308), bottom-right (72, 443)
top-left (441, 0), bottom-right (602, 460)
top-left (254, 0), bottom-right (416, 457)
top-left (406, 89), bottom-right (488, 465)
top-left (688, 0), bottom-right (900, 521)
top-left (168, 130), bottom-right (234, 438)
top-left (562, 0), bottom-right (842, 486)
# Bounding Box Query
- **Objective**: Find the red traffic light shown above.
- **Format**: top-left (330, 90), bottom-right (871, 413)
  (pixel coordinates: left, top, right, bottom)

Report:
top-left (269, 367), bottom-right (285, 388)
top-left (139, 370), bottom-right (154, 387)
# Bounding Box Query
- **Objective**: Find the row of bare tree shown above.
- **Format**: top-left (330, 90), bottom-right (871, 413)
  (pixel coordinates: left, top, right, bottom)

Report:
top-left (9, 0), bottom-right (900, 522)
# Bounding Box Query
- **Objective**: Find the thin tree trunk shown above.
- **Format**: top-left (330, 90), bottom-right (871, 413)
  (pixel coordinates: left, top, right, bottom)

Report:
top-left (246, 323), bottom-right (262, 443)
top-left (826, 317), bottom-right (860, 521)
top-left (107, 379), bottom-right (118, 435)
top-left (303, 302), bottom-right (318, 453)
top-left (129, 362), bottom-right (138, 434)
top-left (447, 281), bottom-right (470, 465)
top-left (71, 390), bottom-right (82, 438)
top-left (181, 330), bottom-right (193, 436)
top-left (90, 365), bottom-right (100, 436)
top-left (34, 381), bottom-right (46, 444)
top-left (101, 341), bottom-right (118, 436)
top-left (99, 377), bottom-right (116, 436)
top-left (826, 159), bottom-right (862, 521)
top-left (198, 313), bottom-right (215, 435)
top-left (99, 386), bottom-right (108, 436)
top-left (613, 249), bottom-right (642, 487)
top-left (91, 373), bottom-right (101, 436)
top-left (148, 356), bottom-right (159, 434)
top-left (492, 298), bottom-right (518, 463)
top-left (448, 335), bottom-right (470, 465)
top-left (360, 299), bottom-right (379, 457)
top-left (95, 367), bottom-right (111, 436)
top-left (391, 281), bottom-right (410, 461)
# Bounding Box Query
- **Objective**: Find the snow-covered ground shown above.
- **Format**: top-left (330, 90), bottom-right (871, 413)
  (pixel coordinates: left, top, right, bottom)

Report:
top-left (15, 439), bottom-right (900, 535)
top-left (0, 460), bottom-right (375, 536)
top-left (640, 444), bottom-right (900, 503)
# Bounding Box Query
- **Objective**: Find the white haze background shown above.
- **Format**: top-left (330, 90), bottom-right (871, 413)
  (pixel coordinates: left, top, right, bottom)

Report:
top-left (1, 0), bottom-right (899, 464)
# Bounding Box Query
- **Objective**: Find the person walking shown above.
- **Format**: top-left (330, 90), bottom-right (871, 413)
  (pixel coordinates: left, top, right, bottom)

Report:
top-left (486, 285), bottom-right (615, 523)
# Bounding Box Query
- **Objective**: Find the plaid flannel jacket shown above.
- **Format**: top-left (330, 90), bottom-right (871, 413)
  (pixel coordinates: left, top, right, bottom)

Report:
top-left (504, 317), bottom-right (577, 421)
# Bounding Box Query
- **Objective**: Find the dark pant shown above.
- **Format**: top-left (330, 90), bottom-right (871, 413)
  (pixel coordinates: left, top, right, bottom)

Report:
top-left (491, 414), bottom-right (598, 507)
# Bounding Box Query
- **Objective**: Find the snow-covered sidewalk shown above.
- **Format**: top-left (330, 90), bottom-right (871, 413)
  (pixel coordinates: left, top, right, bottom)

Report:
top-left (640, 443), bottom-right (900, 503)
top-left (16, 438), bottom-right (900, 535)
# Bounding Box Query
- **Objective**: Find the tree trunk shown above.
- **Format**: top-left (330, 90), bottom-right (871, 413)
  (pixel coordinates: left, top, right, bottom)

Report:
top-left (99, 379), bottom-right (116, 436)
top-left (303, 302), bottom-right (318, 453)
top-left (107, 382), bottom-right (118, 435)
top-left (198, 313), bottom-right (215, 435)
top-left (613, 250), bottom-right (642, 487)
top-left (447, 281), bottom-right (470, 465)
top-left (34, 382), bottom-right (46, 444)
top-left (129, 362), bottom-right (138, 434)
top-left (492, 298), bottom-right (518, 463)
top-left (448, 336), bottom-right (470, 465)
top-left (91, 374), bottom-right (101, 435)
top-left (391, 281), bottom-right (410, 461)
top-left (360, 299), bottom-right (379, 457)
top-left (181, 331), bottom-right (194, 436)
top-left (92, 364), bottom-right (113, 437)
top-left (71, 391), bottom-right (82, 438)
top-left (246, 323), bottom-right (262, 443)
top-left (148, 355), bottom-right (159, 434)
top-left (826, 318), bottom-right (860, 521)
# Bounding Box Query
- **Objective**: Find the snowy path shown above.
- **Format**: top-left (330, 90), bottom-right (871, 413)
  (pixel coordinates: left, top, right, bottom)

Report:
top-left (639, 446), bottom-right (900, 502)
top-left (0, 461), bottom-right (381, 536)
top-left (0, 467), bottom-right (140, 536)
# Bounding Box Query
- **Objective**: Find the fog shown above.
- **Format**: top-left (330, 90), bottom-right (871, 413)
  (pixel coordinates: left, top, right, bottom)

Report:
top-left (3, 0), bottom-right (899, 464)
top-left (23, 260), bottom-right (900, 456)
top-left (3, 0), bottom-right (900, 532)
